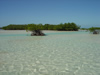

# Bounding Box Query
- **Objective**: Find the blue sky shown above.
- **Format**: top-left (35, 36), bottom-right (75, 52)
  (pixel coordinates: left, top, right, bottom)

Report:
top-left (0, 0), bottom-right (100, 28)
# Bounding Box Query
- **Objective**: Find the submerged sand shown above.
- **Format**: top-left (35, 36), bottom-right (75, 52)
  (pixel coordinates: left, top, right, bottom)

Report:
top-left (0, 30), bottom-right (100, 75)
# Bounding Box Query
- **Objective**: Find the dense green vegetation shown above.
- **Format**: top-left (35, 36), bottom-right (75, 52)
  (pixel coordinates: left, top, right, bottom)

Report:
top-left (89, 27), bottom-right (100, 32)
top-left (2, 22), bottom-right (80, 31)
top-left (2, 24), bottom-right (27, 30)
top-left (80, 28), bottom-right (88, 30)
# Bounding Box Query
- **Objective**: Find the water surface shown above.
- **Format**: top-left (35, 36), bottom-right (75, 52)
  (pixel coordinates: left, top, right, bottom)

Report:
top-left (0, 30), bottom-right (100, 75)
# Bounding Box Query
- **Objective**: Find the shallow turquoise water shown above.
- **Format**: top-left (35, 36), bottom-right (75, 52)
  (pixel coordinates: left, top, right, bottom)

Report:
top-left (0, 30), bottom-right (100, 75)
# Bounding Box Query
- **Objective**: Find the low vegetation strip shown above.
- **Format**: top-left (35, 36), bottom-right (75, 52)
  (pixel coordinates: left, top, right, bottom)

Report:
top-left (2, 22), bottom-right (80, 31)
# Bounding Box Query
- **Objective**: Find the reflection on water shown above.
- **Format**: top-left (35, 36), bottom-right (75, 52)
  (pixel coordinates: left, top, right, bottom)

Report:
top-left (0, 30), bottom-right (100, 75)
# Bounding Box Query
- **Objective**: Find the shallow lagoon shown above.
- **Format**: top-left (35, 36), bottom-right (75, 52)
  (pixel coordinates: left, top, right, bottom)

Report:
top-left (0, 30), bottom-right (100, 75)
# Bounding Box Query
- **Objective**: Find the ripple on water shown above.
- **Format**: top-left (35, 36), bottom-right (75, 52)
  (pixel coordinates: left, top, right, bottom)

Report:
top-left (0, 30), bottom-right (100, 75)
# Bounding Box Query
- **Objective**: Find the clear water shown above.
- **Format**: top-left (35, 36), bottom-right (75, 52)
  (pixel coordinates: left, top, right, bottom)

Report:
top-left (0, 30), bottom-right (100, 75)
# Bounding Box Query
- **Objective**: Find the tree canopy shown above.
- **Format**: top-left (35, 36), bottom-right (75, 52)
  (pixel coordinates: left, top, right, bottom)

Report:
top-left (2, 22), bottom-right (80, 31)
top-left (89, 27), bottom-right (100, 32)
top-left (26, 22), bottom-right (80, 31)
top-left (2, 24), bottom-right (27, 30)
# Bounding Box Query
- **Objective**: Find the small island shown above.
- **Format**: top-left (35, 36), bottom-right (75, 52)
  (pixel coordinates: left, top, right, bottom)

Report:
top-left (89, 27), bottom-right (100, 34)
top-left (2, 22), bottom-right (80, 36)
top-left (2, 23), bottom-right (100, 35)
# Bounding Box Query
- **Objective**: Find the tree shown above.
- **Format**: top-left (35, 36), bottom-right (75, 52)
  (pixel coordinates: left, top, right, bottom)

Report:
top-left (2, 22), bottom-right (80, 31)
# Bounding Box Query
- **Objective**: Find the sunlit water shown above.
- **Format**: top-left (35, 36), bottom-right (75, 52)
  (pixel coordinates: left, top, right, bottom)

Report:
top-left (0, 30), bottom-right (100, 75)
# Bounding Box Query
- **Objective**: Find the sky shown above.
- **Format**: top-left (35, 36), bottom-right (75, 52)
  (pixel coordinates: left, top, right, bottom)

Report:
top-left (0, 0), bottom-right (100, 28)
